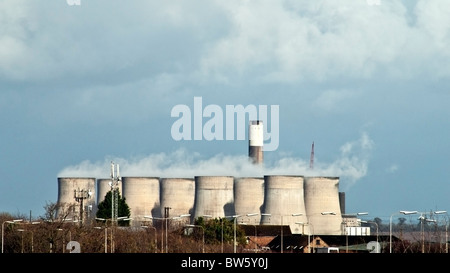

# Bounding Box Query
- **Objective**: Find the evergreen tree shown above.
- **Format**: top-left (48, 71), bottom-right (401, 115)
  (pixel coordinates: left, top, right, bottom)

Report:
top-left (195, 217), bottom-right (246, 246)
top-left (96, 189), bottom-right (131, 226)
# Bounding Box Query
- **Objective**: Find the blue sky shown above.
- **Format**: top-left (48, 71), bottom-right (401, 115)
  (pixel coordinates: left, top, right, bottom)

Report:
top-left (1, 0), bottom-right (450, 222)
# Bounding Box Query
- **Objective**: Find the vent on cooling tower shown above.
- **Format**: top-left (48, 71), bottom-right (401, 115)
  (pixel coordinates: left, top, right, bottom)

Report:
top-left (260, 175), bottom-right (309, 234)
top-left (121, 177), bottom-right (161, 224)
top-left (160, 178), bottom-right (195, 221)
top-left (192, 176), bottom-right (234, 220)
top-left (304, 176), bottom-right (343, 235)
top-left (234, 177), bottom-right (264, 225)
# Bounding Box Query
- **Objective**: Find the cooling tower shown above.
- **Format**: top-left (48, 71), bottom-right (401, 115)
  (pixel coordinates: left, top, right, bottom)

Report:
top-left (249, 120), bottom-right (263, 164)
top-left (57, 177), bottom-right (96, 223)
top-left (234, 177), bottom-right (264, 225)
top-left (260, 175), bottom-right (309, 234)
top-left (96, 178), bottom-right (122, 204)
top-left (121, 177), bottom-right (161, 225)
top-left (304, 176), bottom-right (343, 235)
top-left (192, 176), bottom-right (235, 220)
top-left (160, 178), bottom-right (195, 221)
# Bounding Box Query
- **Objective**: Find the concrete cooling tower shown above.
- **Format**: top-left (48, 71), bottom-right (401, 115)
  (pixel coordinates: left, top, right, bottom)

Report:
top-left (57, 177), bottom-right (96, 223)
top-left (160, 178), bottom-right (195, 220)
top-left (304, 176), bottom-right (343, 235)
top-left (192, 176), bottom-right (234, 220)
top-left (121, 177), bottom-right (161, 226)
top-left (234, 177), bottom-right (264, 225)
top-left (260, 175), bottom-right (309, 234)
top-left (96, 178), bottom-right (122, 204)
top-left (249, 120), bottom-right (263, 164)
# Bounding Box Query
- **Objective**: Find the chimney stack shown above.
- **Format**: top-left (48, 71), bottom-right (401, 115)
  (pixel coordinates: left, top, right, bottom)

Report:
top-left (249, 120), bottom-right (263, 164)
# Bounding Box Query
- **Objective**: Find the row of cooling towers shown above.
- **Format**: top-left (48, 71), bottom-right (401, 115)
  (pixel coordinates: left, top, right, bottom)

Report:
top-left (57, 175), bottom-right (346, 236)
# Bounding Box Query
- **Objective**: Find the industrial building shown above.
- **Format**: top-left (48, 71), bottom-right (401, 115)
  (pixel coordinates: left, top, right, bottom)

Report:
top-left (56, 121), bottom-right (361, 237)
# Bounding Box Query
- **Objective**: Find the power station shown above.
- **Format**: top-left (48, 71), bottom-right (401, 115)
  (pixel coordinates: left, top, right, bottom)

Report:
top-left (56, 120), bottom-right (348, 236)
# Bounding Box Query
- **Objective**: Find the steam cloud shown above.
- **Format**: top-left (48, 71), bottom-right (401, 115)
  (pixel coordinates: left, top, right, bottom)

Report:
top-left (58, 132), bottom-right (373, 190)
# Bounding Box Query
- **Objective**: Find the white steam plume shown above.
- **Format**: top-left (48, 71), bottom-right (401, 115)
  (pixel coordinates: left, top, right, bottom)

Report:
top-left (58, 132), bottom-right (373, 189)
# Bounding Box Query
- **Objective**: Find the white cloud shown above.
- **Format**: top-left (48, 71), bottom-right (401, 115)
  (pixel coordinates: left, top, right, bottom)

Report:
top-left (58, 132), bottom-right (374, 190)
top-left (2, 1), bottom-right (450, 85)
top-left (199, 0), bottom-right (450, 83)
top-left (386, 164), bottom-right (399, 173)
top-left (312, 89), bottom-right (360, 112)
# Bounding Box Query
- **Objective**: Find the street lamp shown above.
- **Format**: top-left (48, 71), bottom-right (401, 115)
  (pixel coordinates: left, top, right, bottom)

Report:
top-left (361, 220), bottom-right (379, 253)
top-left (418, 214), bottom-right (436, 253)
top-left (340, 212), bottom-right (368, 253)
top-left (17, 227), bottom-right (35, 253)
top-left (434, 211), bottom-right (447, 253)
top-left (140, 225), bottom-right (157, 253)
top-left (144, 214), bottom-right (190, 253)
top-left (94, 227), bottom-right (108, 253)
top-left (230, 215), bottom-right (240, 254)
top-left (17, 229), bottom-right (25, 253)
top-left (26, 221), bottom-right (40, 253)
top-left (57, 228), bottom-right (66, 253)
top-left (321, 211), bottom-right (336, 215)
top-left (295, 222), bottom-right (313, 253)
top-left (241, 223), bottom-right (258, 252)
top-left (434, 210), bottom-right (448, 253)
top-left (96, 216), bottom-right (131, 253)
top-left (144, 215), bottom-right (163, 252)
top-left (185, 224), bottom-right (205, 253)
top-left (281, 213), bottom-right (302, 253)
top-left (167, 214), bottom-right (190, 253)
top-left (226, 213), bottom-right (258, 253)
top-left (390, 210), bottom-right (418, 253)
top-left (2, 219), bottom-right (23, 253)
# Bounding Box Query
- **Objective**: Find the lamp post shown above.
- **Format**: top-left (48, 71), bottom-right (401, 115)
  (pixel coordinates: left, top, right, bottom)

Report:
top-left (227, 213), bottom-right (258, 253)
top-left (361, 220), bottom-right (379, 253)
top-left (141, 225), bottom-right (157, 253)
top-left (144, 214), bottom-right (190, 253)
top-left (418, 214), bottom-right (425, 253)
top-left (17, 228), bottom-right (34, 253)
top-left (281, 213), bottom-right (302, 253)
top-left (230, 215), bottom-right (240, 254)
top-left (185, 224), bottom-right (205, 253)
top-left (341, 221), bottom-right (349, 253)
top-left (29, 221), bottom-right (39, 253)
top-left (96, 217), bottom-right (113, 253)
top-left (241, 223), bottom-right (258, 252)
top-left (96, 216), bottom-right (131, 253)
top-left (17, 229), bottom-right (25, 253)
top-left (390, 210), bottom-right (418, 253)
top-left (434, 211), bottom-right (448, 253)
top-left (113, 217), bottom-right (131, 253)
top-left (169, 214), bottom-right (191, 253)
top-left (2, 219), bottom-right (23, 253)
top-left (295, 222), bottom-right (312, 253)
top-left (94, 227), bottom-right (108, 253)
top-left (418, 214), bottom-right (436, 253)
top-left (144, 216), bottom-right (163, 252)
top-left (57, 228), bottom-right (65, 253)
top-left (340, 212), bottom-right (367, 253)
